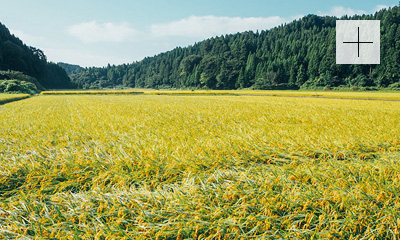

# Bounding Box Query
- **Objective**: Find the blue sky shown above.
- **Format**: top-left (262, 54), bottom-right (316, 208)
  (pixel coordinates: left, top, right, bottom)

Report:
top-left (0, 0), bottom-right (397, 67)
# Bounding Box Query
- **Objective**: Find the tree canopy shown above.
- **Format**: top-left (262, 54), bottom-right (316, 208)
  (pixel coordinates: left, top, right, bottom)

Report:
top-left (68, 6), bottom-right (400, 90)
top-left (0, 22), bottom-right (75, 90)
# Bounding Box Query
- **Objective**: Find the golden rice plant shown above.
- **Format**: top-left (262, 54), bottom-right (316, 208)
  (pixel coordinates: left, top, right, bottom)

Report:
top-left (1, 94), bottom-right (400, 239)
top-left (41, 90), bottom-right (144, 95)
top-left (41, 88), bottom-right (400, 100)
top-left (0, 93), bottom-right (30, 104)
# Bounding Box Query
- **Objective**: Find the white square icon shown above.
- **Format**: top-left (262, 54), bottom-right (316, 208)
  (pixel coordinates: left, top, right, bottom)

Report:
top-left (336, 20), bottom-right (380, 64)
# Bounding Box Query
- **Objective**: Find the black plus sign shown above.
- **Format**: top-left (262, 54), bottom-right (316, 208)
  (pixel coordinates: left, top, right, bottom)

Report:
top-left (343, 27), bottom-right (374, 57)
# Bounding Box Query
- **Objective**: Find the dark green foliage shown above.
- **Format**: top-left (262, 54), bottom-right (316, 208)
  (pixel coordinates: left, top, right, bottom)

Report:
top-left (0, 79), bottom-right (38, 94)
top-left (70, 6), bottom-right (400, 90)
top-left (0, 22), bottom-right (75, 89)
top-left (57, 62), bottom-right (84, 75)
top-left (45, 63), bottom-right (76, 89)
top-left (0, 70), bottom-right (43, 90)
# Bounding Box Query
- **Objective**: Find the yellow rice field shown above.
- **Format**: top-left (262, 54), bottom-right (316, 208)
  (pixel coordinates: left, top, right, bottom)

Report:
top-left (0, 94), bottom-right (30, 104)
top-left (40, 89), bottom-right (400, 100)
top-left (41, 90), bottom-right (144, 95)
top-left (1, 94), bottom-right (400, 239)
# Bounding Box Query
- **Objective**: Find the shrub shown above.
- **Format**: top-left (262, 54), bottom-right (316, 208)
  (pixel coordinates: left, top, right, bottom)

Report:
top-left (388, 82), bottom-right (400, 90)
top-left (0, 79), bottom-right (39, 94)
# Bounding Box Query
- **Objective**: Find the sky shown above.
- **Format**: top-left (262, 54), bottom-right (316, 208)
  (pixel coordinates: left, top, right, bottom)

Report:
top-left (0, 0), bottom-right (397, 67)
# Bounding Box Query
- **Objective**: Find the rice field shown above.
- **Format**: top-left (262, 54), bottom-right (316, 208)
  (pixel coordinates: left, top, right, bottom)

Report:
top-left (40, 89), bottom-right (400, 100)
top-left (41, 90), bottom-right (144, 95)
top-left (0, 94), bottom-right (30, 104)
top-left (1, 94), bottom-right (400, 239)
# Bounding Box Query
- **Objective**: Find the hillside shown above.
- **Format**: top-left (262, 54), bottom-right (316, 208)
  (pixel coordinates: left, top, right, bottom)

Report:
top-left (71, 6), bottom-right (400, 90)
top-left (0, 22), bottom-right (75, 90)
top-left (57, 62), bottom-right (84, 75)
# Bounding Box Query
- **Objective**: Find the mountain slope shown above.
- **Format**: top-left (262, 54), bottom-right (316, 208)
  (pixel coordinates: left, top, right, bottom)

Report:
top-left (0, 22), bottom-right (75, 89)
top-left (57, 62), bottom-right (84, 75)
top-left (71, 6), bottom-right (400, 90)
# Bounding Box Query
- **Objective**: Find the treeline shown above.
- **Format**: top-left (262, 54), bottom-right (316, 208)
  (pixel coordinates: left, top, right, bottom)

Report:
top-left (70, 6), bottom-right (400, 90)
top-left (0, 70), bottom-right (41, 94)
top-left (57, 62), bottom-right (84, 75)
top-left (0, 22), bottom-right (75, 90)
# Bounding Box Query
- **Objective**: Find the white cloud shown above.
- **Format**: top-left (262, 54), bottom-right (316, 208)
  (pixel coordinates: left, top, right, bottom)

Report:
top-left (317, 6), bottom-right (366, 17)
top-left (374, 5), bottom-right (389, 12)
top-left (42, 48), bottom-right (132, 67)
top-left (318, 4), bottom-right (397, 17)
top-left (68, 21), bottom-right (137, 43)
top-left (9, 29), bottom-right (45, 46)
top-left (373, 5), bottom-right (396, 12)
top-left (151, 15), bottom-right (300, 39)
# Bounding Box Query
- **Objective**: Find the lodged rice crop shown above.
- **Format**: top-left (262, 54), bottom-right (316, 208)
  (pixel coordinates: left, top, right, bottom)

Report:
top-left (1, 94), bottom-right (400, 239)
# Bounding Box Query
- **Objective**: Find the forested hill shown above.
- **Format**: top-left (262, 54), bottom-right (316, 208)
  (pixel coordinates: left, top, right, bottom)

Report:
top-left (71, 6), bottom-right (400, 90)
top-left (57, 62), bottom-right (84, 75)
top-left (0, 22), bottom-right (75, 89)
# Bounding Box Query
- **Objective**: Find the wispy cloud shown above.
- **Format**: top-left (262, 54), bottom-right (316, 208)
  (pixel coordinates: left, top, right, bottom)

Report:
top-left (68, 21), bottom-right (137, 43)
top-left (42, 48), bottom-right (132, 67)
top-left (374, 5), bottom-right (392, 12)
top-left (9, 29), bottom-right (45, 46)
top-left (317, 6), bottom-right (366, 17)
top-left (318, 4), bottom-right (396, 17)
top-left (151, 15), bottom-right (302, 39)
